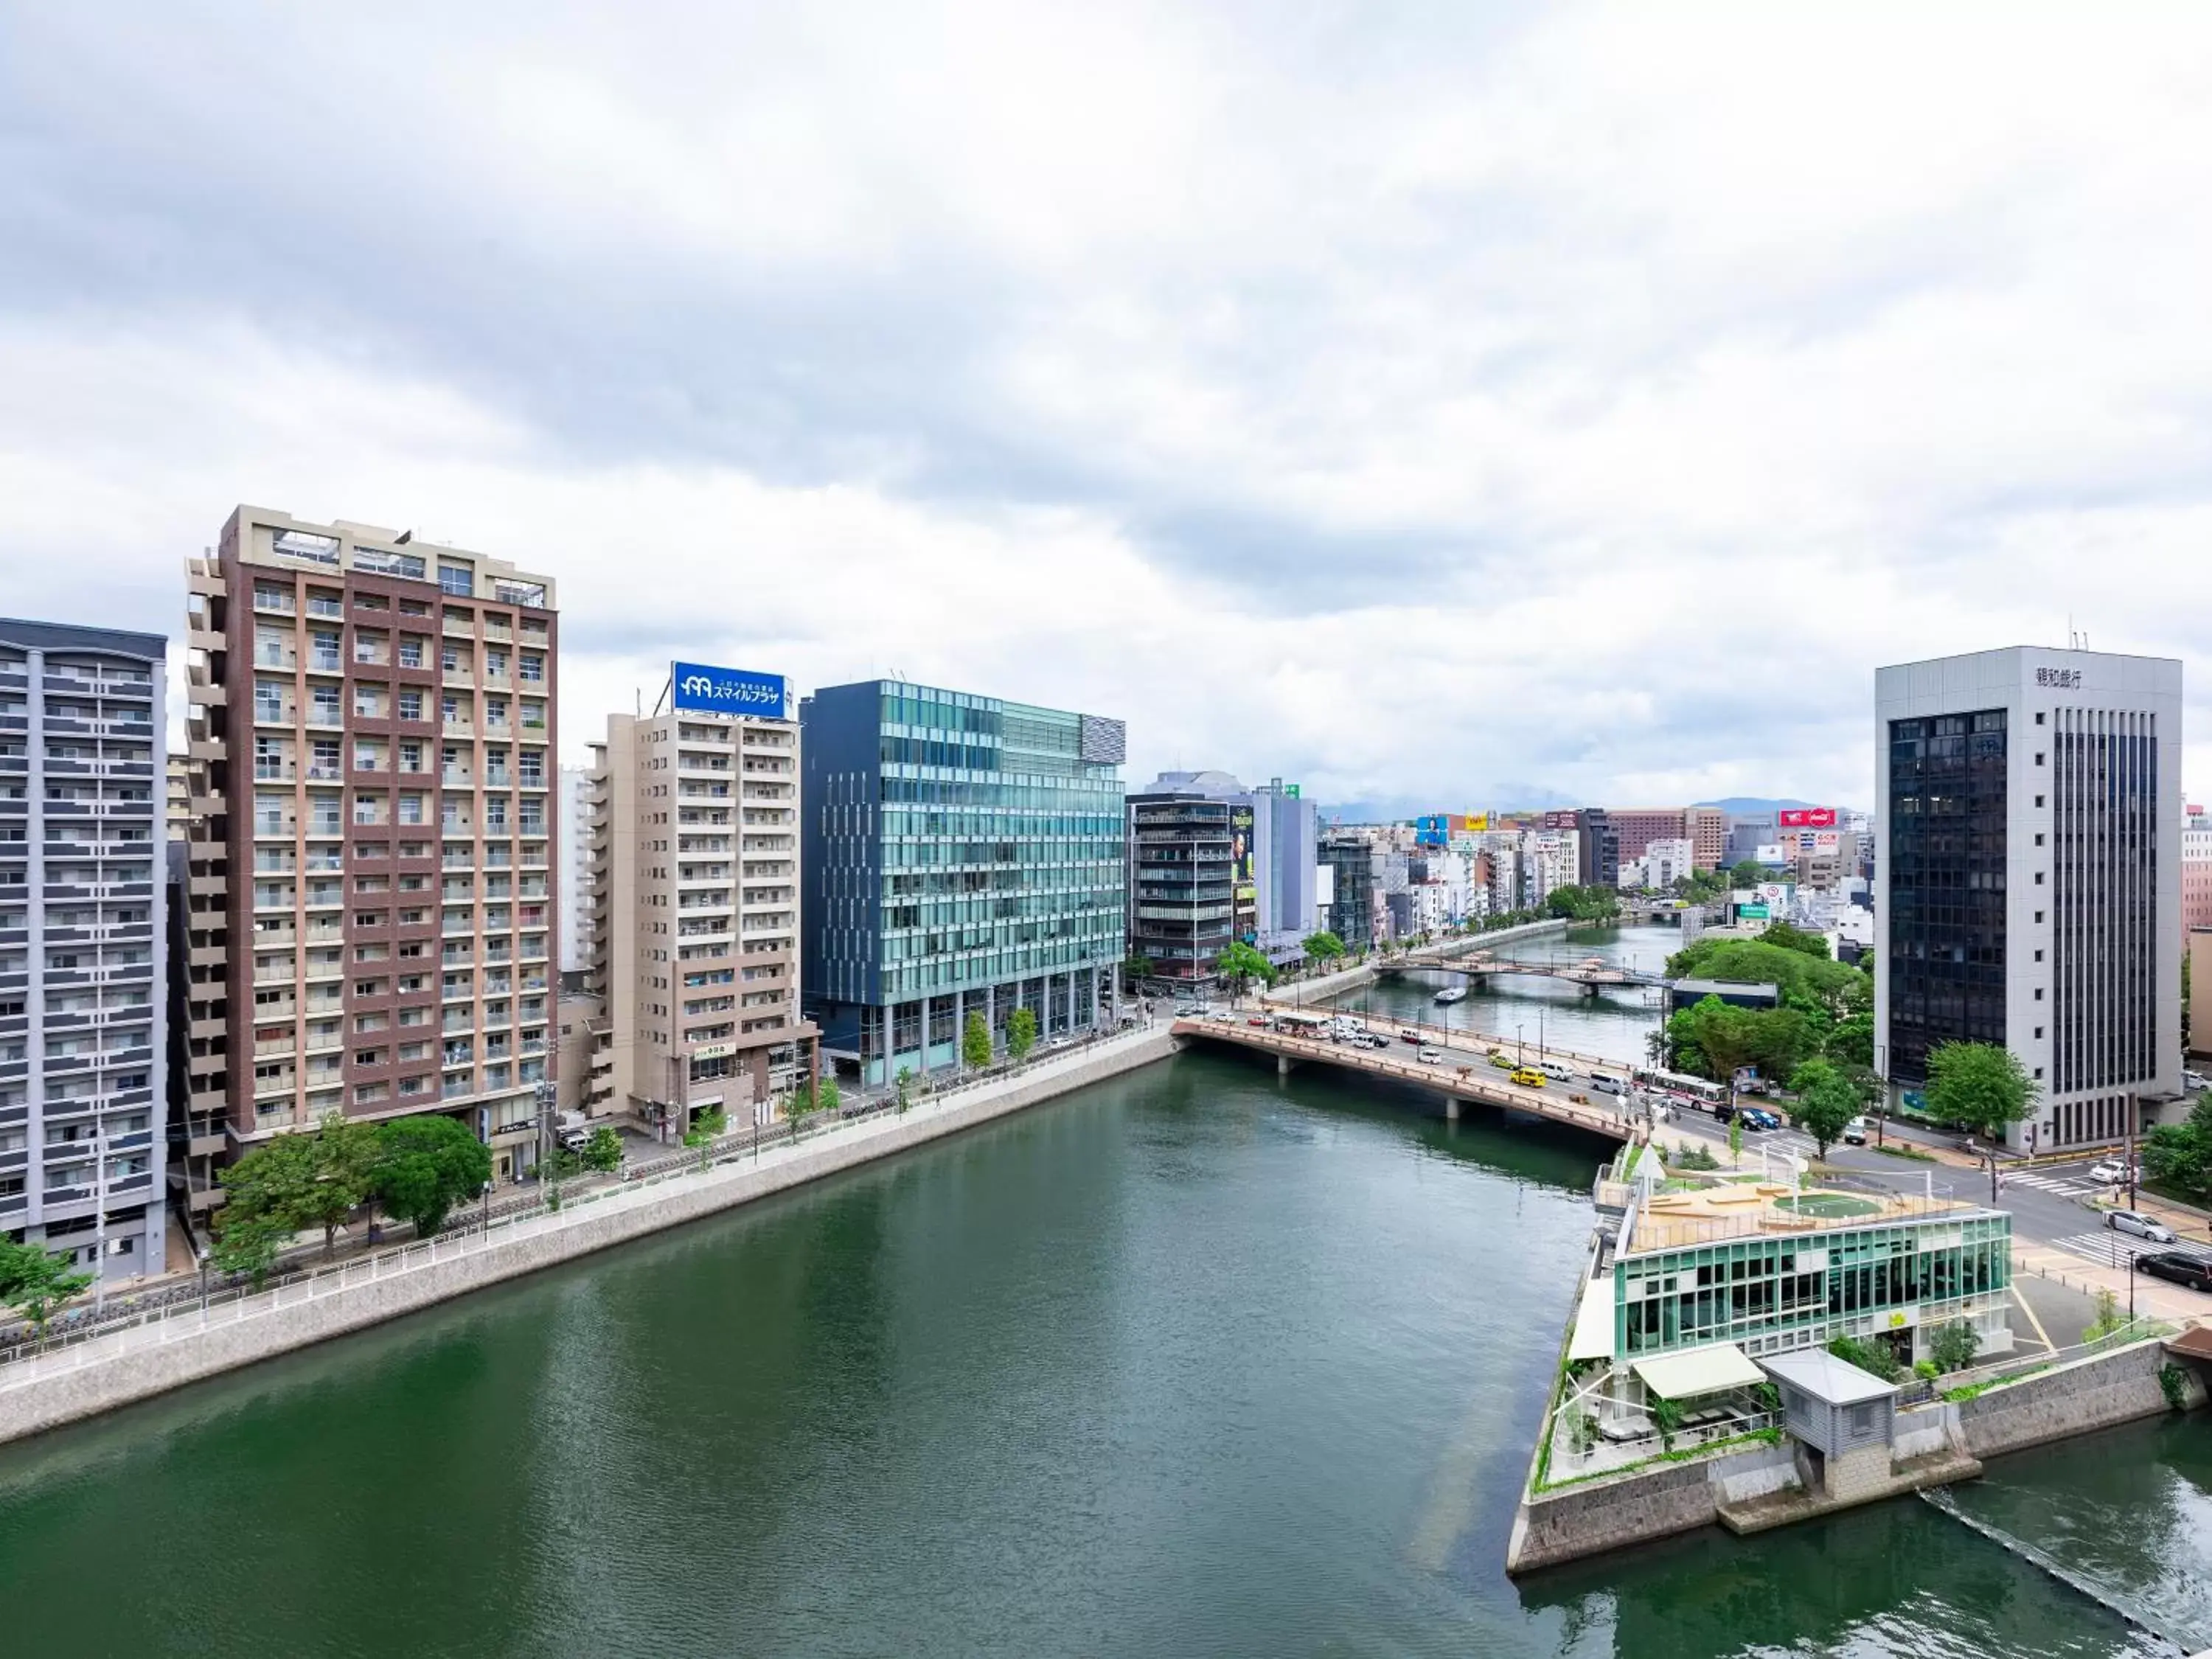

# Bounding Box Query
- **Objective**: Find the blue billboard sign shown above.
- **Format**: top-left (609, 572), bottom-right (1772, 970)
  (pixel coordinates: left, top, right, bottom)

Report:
top-left (672, 661), bottom-right (787, 717)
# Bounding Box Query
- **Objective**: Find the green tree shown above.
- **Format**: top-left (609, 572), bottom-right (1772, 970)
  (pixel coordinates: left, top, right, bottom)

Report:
top-left (1650, 1394), bottom-right (1683, 1452)
top-left (1543, 884), bottom-right (1621, 923)
top-left (961, 1010), bottom-right (992, 1070)
top-left (1929, 1320), bottom-right (1982, 1374)
top-left (1122, 953), bottom-right (1155, 981)
top-left (1826, 1334), bottom-right (1905, 1383)
top-left (818, 1074), bottom-right (841, 1119)
top-left (1214, 940), bottom-right (1277, 1001)
top-left (894, 1065), bottom-right (914, 1115)
top-left (1759, 922), bottom-right (1831, 959)
top-left (787, 1082), bottom-right (815, 1139)
top-left (1924, 1041), bottom-right (2036, 1143)
top-left (1729, 859), bottom-right (1766, 888)
top-left (1006, 1006), bottom-right (1039, 1062)
top-left (684, 1108), bottom-right (728, 1169)
top-left (583, 1125), bottom-right (625, 1174)
top-left (375, 1115), bottom-right (493, 1239)
top-left (208, 1207), bottom-right (289, 1289)
top-left (1728, 1111), bottom-right (1744, 1167)
top-left (0, 1239), bottom-right (95, 1342)
top-left (2142, 1093), bottom-right (2212, 1200)
top-left (1826, 1012), bottom-right (1875, 1068)
top-left (1788, 1058), bottom-right (1860, 1159)
top-left (1301, 931), bottom-right (1347, 967)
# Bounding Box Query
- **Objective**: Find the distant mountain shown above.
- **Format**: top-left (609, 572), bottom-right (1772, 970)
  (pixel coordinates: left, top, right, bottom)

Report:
top-left (1693, 796), bottom-right (1819, 815)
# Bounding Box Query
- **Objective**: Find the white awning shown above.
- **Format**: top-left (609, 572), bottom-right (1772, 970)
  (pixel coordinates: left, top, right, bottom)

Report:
top-left (1632, 1343), bottom-right (1764, 1399)
top-left (1568, 1276), bottom-right (1615, 1363)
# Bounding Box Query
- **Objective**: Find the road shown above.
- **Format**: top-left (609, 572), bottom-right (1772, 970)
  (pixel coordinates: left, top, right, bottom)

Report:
top-left (1284, 1009), bottom-right (2212, 1317)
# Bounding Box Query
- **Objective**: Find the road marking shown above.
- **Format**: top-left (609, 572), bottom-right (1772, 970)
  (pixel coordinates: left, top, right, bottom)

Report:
top-left (2008, 1282), bottom-right (2056, 1353)
top-left (2049, 1231), bottom-right (2212, 1268)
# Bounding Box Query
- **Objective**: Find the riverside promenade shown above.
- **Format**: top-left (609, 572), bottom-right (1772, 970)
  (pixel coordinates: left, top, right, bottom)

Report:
top-left (0, 1025), bottom-right (1177, 1447)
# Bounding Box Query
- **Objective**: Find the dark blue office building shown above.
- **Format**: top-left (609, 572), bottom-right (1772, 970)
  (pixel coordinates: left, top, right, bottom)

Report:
top-left (801, 681), bottom-right (1127, 1086)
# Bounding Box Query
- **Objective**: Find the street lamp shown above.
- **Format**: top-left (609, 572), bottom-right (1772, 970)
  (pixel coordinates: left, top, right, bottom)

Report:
top-left (1516, 1023), bottom-right (1525, 1066)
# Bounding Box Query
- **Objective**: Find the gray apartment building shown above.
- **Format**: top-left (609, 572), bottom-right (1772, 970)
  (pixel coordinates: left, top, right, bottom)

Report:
top-left (1, 618), bottom-right (168, 1282)
top-left (801, 680), bottom-right (1125, 1086)
top-left (1875, 647), bottom-right (2183, 1152)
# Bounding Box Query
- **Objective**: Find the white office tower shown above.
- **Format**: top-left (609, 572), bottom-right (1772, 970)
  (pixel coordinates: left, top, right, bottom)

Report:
top-left (1875, 648), bottom-right (2183, 1152)
top-left (559, 764), bottom-right (592, 974)
top-left (0, 619), bottom-right (168, 1282)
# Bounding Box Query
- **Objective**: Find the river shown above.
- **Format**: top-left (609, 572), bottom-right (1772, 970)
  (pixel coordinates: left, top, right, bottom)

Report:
top-left (0, 1037), bottom-right (2200, 1656)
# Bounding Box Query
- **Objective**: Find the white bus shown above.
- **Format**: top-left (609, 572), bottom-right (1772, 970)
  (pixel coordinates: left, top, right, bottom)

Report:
top-left (1633, 1065), bottom-right (1728, 1107)
top-left (1273, 1011), bottom-right (1332, 1040)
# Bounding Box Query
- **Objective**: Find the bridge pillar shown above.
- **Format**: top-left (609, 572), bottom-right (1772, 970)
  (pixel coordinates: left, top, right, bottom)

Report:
top-left (1277, 1054), bottom-right (1295, 1077)
top-left (1445, 1098), bottom-right (1461, 1121)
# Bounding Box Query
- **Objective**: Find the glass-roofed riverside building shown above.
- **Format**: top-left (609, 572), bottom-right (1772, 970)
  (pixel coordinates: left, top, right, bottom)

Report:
top-left (1561, 1163), bottom-right (2014, 1440)
top-left (800, 681), bottom-right (1127, 1088)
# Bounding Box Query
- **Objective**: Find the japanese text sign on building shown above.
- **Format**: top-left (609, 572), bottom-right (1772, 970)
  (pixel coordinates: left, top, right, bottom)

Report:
top-left (2035, 667), bottom-right (2081, 689)
top-left (672, 661), bottom-right (787, 717)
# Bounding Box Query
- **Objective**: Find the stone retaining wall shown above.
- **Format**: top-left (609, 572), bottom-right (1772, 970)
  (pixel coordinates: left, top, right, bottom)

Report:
top-left (1954, 1338), bottom-right (2181, 1459)
top-left (1506, 1440), bottom-right (1796, 1574)
top-left (0, 1030), bottom-right (1178, 1447)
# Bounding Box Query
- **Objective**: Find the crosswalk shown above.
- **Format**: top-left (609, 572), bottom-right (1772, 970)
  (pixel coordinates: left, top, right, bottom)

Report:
top-left (2049, 1231), bottom-right (2212, 1269)
top-left (2001, 1169), bottom-right (2100, 1197)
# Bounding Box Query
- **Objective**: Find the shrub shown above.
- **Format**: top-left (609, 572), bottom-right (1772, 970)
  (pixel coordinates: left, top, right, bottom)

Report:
top-left (2159, 1363), bottom-right (2188, 1411)
top-left (1826, 1334), bottom-right (1906, 1383)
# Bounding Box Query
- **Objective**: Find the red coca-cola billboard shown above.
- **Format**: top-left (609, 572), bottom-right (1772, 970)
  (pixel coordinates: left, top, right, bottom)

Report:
top-left (1778, 807), bottom-right (1837, 829)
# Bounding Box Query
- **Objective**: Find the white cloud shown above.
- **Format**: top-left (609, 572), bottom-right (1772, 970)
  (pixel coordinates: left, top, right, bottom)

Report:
top-left (2, 0), bottom-right (2211, 813)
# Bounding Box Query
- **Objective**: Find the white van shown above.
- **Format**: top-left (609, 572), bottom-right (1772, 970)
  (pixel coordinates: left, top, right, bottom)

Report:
top-left (1589, 1074), bottom-right (1626, 1096)
top-left (1540, 1060), bottom-right (1573, 1083)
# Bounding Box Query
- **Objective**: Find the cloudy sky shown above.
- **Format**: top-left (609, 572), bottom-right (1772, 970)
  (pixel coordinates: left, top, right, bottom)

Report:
top-left (4, 2), bottom-right (2208, 816)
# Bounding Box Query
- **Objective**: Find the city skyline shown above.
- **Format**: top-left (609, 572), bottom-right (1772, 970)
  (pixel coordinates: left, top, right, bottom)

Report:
top-left (5, 6), bottom-right (2211, 810)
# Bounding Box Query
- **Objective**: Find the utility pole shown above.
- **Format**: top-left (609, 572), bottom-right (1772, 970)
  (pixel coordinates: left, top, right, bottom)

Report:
top-left (2124, 1091), bottom-right (2137, 1210)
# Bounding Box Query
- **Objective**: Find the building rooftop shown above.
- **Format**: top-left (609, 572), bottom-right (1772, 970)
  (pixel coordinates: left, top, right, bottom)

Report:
top-left (1759, 1346), bottom-right (1896, 1405)
top-left (1622, 1177), bottom-right (1990, 1256)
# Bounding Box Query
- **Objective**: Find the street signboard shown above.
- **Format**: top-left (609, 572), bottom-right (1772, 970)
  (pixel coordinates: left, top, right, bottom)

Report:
top-left (1778, 807), bottom-right (1837, 829)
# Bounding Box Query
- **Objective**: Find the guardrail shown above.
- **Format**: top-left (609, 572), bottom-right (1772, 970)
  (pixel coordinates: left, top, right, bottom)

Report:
top-left (0, 1024), bottom-right (1164, 1378)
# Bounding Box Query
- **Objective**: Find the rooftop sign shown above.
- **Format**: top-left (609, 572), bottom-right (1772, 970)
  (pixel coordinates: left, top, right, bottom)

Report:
top-left (672, 661), bottom-right (787, 717)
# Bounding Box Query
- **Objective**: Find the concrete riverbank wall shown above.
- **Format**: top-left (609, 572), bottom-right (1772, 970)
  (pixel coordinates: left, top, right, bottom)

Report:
top-left (0, 1029), bottom-right (1178, 1447)
top-left (1506, 1335), bottom-right (2205, 1575)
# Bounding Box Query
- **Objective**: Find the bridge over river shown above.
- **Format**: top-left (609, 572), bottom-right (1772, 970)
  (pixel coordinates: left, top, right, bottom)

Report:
top-left (1382, 947), bottom-right (1666, 998)
top-left (1171, 1017), bottom-right (1632, 1143)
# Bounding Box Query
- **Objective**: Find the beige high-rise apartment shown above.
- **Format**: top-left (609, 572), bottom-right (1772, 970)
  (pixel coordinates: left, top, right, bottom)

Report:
top-left (587, 687), bottom-right (813, 1139)
top-left (180, 506), bottom-right (560, 1198)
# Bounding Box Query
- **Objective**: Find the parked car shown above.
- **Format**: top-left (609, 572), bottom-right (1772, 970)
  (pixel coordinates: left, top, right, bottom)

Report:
top-left (1416, 1047), bottom-right (1442, 1064)
top-left (1589, 1074), bottom-right (1627, 1096)
top-left (2089, 1159), bottom-right (2131, 1186)
top-left (2184, 1069), bottom-right (2209, 1091)
top-left (2134, 1251), bottom-right (2212, 1292)
top-left (1842, 1116), bottom-right (1869, 1146)
top-left (2106, 1209), bottom-right (2178, 1244)
top-left (1510, 1066), bottom-right (1547, 1088)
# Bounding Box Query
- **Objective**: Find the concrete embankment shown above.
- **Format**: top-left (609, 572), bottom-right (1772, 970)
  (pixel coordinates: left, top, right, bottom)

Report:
top-left (1505, 1335), bottom-right (2209, 1575)
top-left (0, 1029), bottom-right (1178, 1447)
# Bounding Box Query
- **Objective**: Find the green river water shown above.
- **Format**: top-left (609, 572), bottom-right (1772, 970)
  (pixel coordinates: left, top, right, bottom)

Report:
top-left (0, 1000), bottom-right (2205, 1656)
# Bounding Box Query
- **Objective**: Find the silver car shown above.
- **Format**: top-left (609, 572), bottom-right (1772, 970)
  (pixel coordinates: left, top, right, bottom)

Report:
top-left (2106, 1209), bottom-right (2177, 1244)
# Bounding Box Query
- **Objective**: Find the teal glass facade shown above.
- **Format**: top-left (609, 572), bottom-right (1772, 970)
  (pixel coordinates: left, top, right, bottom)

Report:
top-left (803, 681), bottom-right (1125, 1085)
top-left (1615, 1211), bottom-right (2012, 1364)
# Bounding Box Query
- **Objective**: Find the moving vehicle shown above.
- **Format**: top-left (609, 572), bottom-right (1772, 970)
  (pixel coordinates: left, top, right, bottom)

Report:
top-left (1589, 1074), bottom-right (1627, 1096)
top-left (1510, 1066), bottom-right (1547, 1088)
top-left (1540, 1060), bottom-right (1573, 1083)
top-left (1247, 1017), bottom-right (1270, 1028)
top-left (2089, 1159), bottom-right (2131, 1186)
top-left (1633, 1065), bottom-right (1728, 1107)
top-left (2106, 1209), bottom-right (2177, 1244)
top-left (1737, 1107), bottom-right (1783, 1133)
top-left (1398, 1028), bottom-right (1422, 1044)
top-left (1488, 1052), bottom-right (1514, 1071)
top-left (1273, 1011), bottom-right (1330, 1039)
top-left (2135, 1251), bottom-right (2212, 1292)
top-left (1417, 1047), bottom-right (1442, 1064)
top-left (1842, 1116), bottom-right (1869, 1146)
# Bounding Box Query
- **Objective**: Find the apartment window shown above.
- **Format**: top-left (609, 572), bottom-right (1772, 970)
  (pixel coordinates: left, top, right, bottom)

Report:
top-left (398, 741), bottom-right (424, 773)
top-left (438, 563), bottom-right (474, 597)
top-left (397, 689), bottom-right (424, 721)
top-left (519, 653), bottom-right (544, 684)
top-left (441, 642), bottom-right (464, 675)
top-left (398, 636), bottom-right (425, 669)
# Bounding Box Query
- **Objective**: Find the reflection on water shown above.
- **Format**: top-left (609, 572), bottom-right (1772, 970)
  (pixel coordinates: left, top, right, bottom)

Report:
top-left (0, 1046), bottom-right (2198, 1658)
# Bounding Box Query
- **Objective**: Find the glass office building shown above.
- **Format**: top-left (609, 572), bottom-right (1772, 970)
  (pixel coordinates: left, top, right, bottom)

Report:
top-left (801, 681), bottom-right (1126, 1087)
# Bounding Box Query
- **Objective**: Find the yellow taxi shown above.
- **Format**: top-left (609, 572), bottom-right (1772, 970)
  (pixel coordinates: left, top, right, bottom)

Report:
top-left (1509, 1066), bottom-right (1547, 1088)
